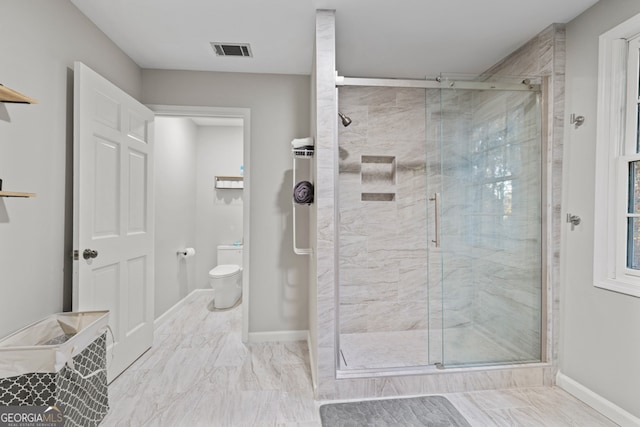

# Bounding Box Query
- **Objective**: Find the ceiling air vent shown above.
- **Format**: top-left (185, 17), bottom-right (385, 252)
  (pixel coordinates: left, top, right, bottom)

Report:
top-left (211, 42), bottom-right (253, 58)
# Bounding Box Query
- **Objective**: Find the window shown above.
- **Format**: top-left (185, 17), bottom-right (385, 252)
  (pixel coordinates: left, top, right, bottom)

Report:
top-left (619, 34), bottom-right (640, 277)
top-left (594, 14), bottom-right (640, 298)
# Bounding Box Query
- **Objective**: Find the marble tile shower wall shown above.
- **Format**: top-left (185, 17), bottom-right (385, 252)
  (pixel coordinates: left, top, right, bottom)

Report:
top-left (338, 87), bottom-right (429, 334)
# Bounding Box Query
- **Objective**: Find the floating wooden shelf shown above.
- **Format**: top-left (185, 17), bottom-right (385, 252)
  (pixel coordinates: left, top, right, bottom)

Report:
top-left (0, 191), bottom-right (36, 198)
top-left (0, 84), bottom-right (37, 104)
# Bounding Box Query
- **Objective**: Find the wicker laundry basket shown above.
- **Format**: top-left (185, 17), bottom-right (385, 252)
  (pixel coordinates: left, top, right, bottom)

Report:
top-left (0, 311), bottom-right (110, 427)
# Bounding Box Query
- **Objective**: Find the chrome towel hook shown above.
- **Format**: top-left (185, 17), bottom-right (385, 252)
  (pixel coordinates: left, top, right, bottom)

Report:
top-left (570, 114), bottom-right (585, 128)
top-left (567, 213), bottom-right (581, 231)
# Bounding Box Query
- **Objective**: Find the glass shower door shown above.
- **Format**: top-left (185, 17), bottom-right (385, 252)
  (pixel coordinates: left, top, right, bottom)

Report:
top-left (437, 81), bottom-right (543, 366)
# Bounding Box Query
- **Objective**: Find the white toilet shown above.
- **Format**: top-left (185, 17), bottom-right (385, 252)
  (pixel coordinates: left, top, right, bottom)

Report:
top-left (209, 245), bottom-right (243, 309)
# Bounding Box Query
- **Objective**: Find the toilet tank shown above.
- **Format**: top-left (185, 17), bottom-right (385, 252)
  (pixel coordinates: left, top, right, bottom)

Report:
top-left (217, 245), bottom-right (243, 267)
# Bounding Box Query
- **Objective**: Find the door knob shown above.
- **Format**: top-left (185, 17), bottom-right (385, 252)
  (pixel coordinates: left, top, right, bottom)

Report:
top-left (83, 249), bottom-right (99, 260)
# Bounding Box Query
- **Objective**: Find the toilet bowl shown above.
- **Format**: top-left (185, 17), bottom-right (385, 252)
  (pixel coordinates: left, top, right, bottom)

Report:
top-left (209, 245), bottom-right (243, 309)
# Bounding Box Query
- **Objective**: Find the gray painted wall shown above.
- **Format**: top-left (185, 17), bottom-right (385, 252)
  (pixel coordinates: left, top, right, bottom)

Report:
top-left (195, 126), bottom-right (244, 289)
top-left (142, 70), bottom-right (310, 333)
top-left (0, 0), bottom-right (141, 338)
top-left (0, 2), bottom-right (310, 338)
top-left (154, 117), bottom-right (198, 317)
top-left (562, 0), bottom-right (640, 417)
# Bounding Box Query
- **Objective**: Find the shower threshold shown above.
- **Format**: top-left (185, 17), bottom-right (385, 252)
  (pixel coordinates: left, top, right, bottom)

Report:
top-left (336, 360), bottom-right (551, 380)
top-left (339, 328), bottom-right (543, 375)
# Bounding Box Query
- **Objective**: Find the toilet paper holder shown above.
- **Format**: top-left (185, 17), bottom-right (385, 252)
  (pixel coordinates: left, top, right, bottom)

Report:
top-left (177, 248), bottom-right (196, 258)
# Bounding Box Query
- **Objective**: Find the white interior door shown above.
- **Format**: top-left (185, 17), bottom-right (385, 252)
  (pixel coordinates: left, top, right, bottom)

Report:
top-left (73, 62), bottom-right (155, 383)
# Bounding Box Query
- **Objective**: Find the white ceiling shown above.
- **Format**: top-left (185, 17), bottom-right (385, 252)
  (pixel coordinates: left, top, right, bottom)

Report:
top-left (70, 0), bottom-right (598, 79)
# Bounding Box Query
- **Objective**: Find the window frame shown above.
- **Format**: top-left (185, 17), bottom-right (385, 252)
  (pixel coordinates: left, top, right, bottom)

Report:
top-left (594, 13), bottom-right (640, 298)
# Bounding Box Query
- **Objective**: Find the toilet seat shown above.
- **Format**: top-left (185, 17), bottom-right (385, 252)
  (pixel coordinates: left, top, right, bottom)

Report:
top-left (209, 264), bottom-right (240, 278)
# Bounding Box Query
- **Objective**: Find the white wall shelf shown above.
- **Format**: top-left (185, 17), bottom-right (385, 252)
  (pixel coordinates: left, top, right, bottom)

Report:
top-left (215, 175), bottom-right (244, 189)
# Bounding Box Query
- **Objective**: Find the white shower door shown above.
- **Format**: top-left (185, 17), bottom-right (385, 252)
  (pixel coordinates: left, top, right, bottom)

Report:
top-left (73, 62), bottom-right (155, 382)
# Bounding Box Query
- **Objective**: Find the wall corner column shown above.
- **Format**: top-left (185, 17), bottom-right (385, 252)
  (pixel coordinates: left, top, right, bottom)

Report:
top-left (312, 9), bottom-right (338, 399)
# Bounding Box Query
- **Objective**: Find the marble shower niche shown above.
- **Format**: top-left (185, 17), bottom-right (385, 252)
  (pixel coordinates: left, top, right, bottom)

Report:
top-left (361, 155), bottom-right (396, 202)
top-left (337, 82), bottom-right (543, 372)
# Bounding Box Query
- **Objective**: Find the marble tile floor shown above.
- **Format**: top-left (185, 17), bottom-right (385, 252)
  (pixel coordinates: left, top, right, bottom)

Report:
top-left (102, 291), bottom-right (616, 426)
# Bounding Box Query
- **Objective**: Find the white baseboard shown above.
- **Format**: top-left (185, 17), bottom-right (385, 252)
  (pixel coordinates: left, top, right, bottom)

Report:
top-left (556, 371), bottom-right (640, 427)
top-left (154, 289), bottom-right (213, 328)
top-left (156, 292), bottom-right (307, 345)
top-left (248, 330), bottom-right (308, 343)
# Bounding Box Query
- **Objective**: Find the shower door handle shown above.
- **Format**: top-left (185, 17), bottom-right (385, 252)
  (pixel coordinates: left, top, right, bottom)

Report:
top-left (430, 192), bottom-right (441, 248)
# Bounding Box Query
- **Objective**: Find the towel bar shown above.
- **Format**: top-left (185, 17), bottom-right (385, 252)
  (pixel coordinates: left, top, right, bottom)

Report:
top-left (292, 149), bottom-right (312, 255)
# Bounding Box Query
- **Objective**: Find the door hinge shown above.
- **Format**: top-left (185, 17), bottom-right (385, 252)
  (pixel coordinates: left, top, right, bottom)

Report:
top-left (71, 250), bottom-right (79, 261)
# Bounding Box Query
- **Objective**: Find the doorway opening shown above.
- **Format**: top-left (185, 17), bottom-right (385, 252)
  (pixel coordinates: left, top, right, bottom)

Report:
top-left (150, 105), bottom-right (251, 342)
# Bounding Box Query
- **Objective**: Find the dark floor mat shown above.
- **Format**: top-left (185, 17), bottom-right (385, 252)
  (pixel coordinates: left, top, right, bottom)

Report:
top-left (319, 395), bottom-right (471, 427)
